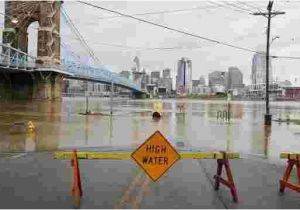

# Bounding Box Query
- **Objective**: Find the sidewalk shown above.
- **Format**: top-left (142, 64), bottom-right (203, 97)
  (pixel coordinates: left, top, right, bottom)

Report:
top-left (0, 152), bottom-right (299, 208)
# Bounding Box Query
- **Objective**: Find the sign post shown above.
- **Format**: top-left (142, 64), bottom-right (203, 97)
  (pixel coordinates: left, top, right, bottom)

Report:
top-left (131, 130), bottom-right (180, 182)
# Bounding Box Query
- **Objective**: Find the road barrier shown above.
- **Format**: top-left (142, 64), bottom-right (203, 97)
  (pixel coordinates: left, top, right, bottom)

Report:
top-left (70, 151), bottom-right (82, 208)
top-left (54, 150), bottom-right (240, 207)
top-left (280, 153), bottom-right (300, 193)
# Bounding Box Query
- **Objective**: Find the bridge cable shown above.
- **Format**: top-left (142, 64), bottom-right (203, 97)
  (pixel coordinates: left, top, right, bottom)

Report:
top-left (61, 6), bottom-right (101, 64)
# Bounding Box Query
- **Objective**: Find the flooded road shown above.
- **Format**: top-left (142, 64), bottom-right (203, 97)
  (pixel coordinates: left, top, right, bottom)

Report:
top-left (0, 98), bottom-right (300, 164)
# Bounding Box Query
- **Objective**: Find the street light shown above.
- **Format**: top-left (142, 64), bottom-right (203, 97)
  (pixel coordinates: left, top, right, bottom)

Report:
top-left (271, 36), bottom-right (280, 44)
top-left (11, 17), bottom-right (18, 24)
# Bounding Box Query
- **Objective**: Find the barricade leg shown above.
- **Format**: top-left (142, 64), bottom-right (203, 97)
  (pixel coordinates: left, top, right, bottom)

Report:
top-left (214, 159), bottom-right (222, 190)
top-left (279, 158), bottom-right (300, 193)
top-left (213, 152), bottom-right (238, 203)
top-left (71, 150), bottom-right (82, 208)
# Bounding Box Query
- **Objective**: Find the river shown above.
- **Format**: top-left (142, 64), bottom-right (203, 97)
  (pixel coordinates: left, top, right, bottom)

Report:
top-left (0, 98), bottom-right (300, 164)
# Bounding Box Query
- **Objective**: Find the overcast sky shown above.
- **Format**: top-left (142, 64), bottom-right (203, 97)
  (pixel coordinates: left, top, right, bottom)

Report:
top-left (1, 0), bottom-right (300, 85)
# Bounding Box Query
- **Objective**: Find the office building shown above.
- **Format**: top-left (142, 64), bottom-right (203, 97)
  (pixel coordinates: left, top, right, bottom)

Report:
top-left (199, 76), bottom-right (206, 86)
top-left (163, 68), bottom-right (171, 78)
top-left (176, 57), bottom-right (192, 95)
top-left (151, 71), bottom-right (160, 85)
top-left (251, 52), bottom-right (273, 85)
top-left (227, 67), bottom-right (244, 90)
top-left (208, 71), bottom-right (226, 93)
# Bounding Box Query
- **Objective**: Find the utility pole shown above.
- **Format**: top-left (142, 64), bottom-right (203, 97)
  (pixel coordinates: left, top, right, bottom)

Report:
top-left (110, 80), bottom-right (114, 115)
top-left (252, 1), bottom-right (285, 125)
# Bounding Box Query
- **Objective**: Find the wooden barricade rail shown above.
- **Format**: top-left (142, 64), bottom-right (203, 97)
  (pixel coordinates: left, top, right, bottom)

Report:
top-left (54, 150), bottom-right (240, 207)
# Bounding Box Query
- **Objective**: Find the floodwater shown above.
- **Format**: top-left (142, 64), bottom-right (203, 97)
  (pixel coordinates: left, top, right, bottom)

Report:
top-left (0, 98), bottom-right (300, 164)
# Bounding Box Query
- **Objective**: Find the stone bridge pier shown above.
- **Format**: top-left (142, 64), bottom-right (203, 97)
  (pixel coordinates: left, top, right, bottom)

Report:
top-left (0, 72), bottom-right (63, 101)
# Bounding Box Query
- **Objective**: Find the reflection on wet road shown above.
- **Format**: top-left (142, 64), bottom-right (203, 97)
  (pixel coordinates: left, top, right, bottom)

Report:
top-left (1, 98), bottom-right (300, 163)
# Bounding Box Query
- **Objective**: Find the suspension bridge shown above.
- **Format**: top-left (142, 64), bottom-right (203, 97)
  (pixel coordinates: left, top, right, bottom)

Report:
top-left (0, 1), bottom-right (145, 100)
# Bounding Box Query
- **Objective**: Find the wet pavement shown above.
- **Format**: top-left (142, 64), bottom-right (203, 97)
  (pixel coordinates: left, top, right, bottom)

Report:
top-left (0, 152), bottom-right (299, 208)
top-left (0, 98), bottom-right (300, 208)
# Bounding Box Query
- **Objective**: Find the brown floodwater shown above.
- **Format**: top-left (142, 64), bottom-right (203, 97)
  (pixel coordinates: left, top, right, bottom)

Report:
top-left (0, 97), bottom-right (300, 164)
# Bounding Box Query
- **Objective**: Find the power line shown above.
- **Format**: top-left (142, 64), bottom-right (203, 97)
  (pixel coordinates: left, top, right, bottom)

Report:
top-left (66, 36), bottom-right (203, 51)
top-left (1, 2), bottom-right (299, 60)
top-left (236, 1), bottom-right (264, 13)
top-left (206, 1), bottom-right (250, 14)
top-left (221, 1), bottom-right (254, 13)
top-left (77, 1), bottom-right (259, 54)
top-left (0, 10), bottom-right (204, 52)
top-left (77, 1), bottom-right (300, 60)
top-left (98, 5), bottom-right (220, 19)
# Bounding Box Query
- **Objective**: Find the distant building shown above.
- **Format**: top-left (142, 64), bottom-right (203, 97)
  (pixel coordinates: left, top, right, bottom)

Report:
top-left (290, 76), bottom-right (300, 86)
top-left (227, 67), bottom-right (244, 90)
top-left (199, 76), bottom-right (206, 86)
top-left (65, 80), bottom-right (83, 94)
top-left (132, 71), bottom-right (145, 89)
top-left (159, 77), bottom-right (172, 95)
top-left (251, 52), bottom-right (272, 85)
top-left (119, 70), bottom-right (130, 79)
top-left (146, 84), bottom-right (156, 95)
top-left (176, 57), bottom-right (192, 95)
top-left (151, 71), bottom-right (160, 85)
top-left (133, 56), bottom-right (141, 72)
top-left (163, 68), bottom-right (171, 78)
top-left (192, 80), bottom-right (200, 94)
top-left (279, 80), bottom-right (292, 87)
top-left (144, 73), bottom-right (150, 85)
top-left (208, 71), bottom-right (226, 93)
top-left (158, 68), bottom-right (173, 95)
top-left (140, 69), bottom-right (148, 90)
top-left (192, 80), bottom-right (200, 87)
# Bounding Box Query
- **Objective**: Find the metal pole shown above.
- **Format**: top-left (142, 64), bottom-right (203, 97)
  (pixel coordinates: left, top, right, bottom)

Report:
top-left (265, 1), bottom-right (272, 125)
top-left (110, 80), bottom-right (114, 115)
top-left (251, 1), bottom-right (284, 125)
top-left (86, 94), bottom-right (89, 114)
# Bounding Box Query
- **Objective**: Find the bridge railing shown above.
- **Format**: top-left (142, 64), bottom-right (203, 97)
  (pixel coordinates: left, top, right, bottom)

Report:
top-left (0, 43), bottom-right (143, 92)
top-left (61, 58), bottom-right (142, 92)
top-left (0, 43), bottom-right (36, 70)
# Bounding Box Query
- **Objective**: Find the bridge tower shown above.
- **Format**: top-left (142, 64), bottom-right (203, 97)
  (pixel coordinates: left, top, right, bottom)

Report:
top-left (1, 1), bottom-right (63, 100)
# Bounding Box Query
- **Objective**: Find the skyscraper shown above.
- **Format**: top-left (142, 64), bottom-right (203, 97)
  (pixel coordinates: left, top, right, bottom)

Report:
top-left (151, 71), bottom-right (160, 85)
top-left (163, 68), bottom-right (171, 78)
top-left (208, 71), bottom-right (226, 93)
top-left (251, 52), bottom-right (272, 85)
top-left (133, 56), bottom-right (140, 72)
top-left (160, 68), bottom-right (173, 95)
top-left (176, 57), bottom-right (192, 95)
top-left (227, 67), bottom-right (244, 90)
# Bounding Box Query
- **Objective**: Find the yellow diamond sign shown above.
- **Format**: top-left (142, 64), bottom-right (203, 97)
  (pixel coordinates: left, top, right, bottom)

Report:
top-left (131, 130), bottom-right (181, 182)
